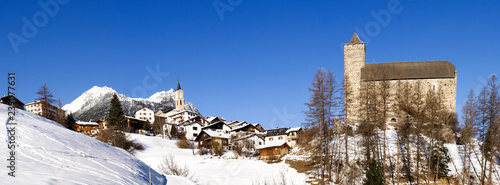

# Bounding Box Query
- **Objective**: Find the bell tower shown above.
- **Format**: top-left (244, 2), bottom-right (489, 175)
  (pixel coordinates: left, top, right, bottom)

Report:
top-left (175, 78), bottom-right (185, 111)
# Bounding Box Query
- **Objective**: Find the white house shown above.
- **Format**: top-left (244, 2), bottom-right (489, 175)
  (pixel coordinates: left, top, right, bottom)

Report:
top-left (134, 107), bottom-right (155, 123)
top-left (232, 133), bottom-right (265, 152)
top-left (160, 110), bottom-right (199, 124)
top-left (263, 127), bottom-right (302, 148)
top-left (178, 122), bottom-right (202, 141)
top-left (264, 128), bottom-right (289, 147)
top-left (202, 121), bottom-right (231, 135)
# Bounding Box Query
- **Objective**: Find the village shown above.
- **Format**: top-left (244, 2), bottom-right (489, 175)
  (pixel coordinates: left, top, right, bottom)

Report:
top-left (0, 80), bottom-right (303, 161)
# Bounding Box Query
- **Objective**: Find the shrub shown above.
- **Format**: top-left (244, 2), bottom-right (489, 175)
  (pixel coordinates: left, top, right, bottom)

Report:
top-left (211, 141), bottom-right (223, 156)
top-left (96, 129), bottom-right (142, 153)
top-left (159, 154), bottom-right (196, 181)
top-left (198, 148), bottom-right (210, 155)
top-left (176, 138), bottom-right (192, 149)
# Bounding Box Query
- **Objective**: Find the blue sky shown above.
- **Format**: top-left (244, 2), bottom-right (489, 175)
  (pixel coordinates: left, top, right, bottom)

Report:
top-left (1, 0), bottom-right (500, 129)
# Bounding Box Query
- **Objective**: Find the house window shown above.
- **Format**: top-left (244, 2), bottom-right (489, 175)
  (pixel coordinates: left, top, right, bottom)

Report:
top-left (193, 133), bottom-right (197, 137)
top-left (269, 138), bottom-right (273, 141)
top-left (259, 142), bottom-right (262, 145)
top-left (193, 127), bottom-right (198, 130)
top-left (278, 136), bottom-right (283, 140)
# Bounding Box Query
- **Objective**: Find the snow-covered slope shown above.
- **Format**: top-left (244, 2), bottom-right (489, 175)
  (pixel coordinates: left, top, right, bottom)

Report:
top-left (129, 134), bottom-right (308, 185)
top-left (62, 86), bottom-right (198, 121)
top-left (0, 104), bottom-right (166, 184)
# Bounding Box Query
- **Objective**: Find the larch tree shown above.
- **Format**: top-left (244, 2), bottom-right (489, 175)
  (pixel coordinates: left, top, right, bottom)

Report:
top-left (36, 83), bottom-right (55, 104)
top-left (460, 89), bottom-right (478, 185)
top-left (304, 68), bottom-right (339, 183)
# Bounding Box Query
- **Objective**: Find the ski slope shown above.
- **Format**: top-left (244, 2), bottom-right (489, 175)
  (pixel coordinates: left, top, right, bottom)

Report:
top-left (0, 104), bottom-right (166, 185)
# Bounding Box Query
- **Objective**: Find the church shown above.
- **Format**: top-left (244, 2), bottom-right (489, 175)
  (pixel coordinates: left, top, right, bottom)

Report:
top-left (344, 33), bottom-right (457, 123)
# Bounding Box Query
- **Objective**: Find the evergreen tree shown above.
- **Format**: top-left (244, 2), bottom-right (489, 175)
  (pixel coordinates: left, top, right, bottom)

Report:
top-left (430, 140), bottom-right (450, 179)
top-left (106, 93), bottom-right (125, 130)
top-left (66, 113), bottom-right (76, 131)
top-left (363, 159), bottom-right (385, 185)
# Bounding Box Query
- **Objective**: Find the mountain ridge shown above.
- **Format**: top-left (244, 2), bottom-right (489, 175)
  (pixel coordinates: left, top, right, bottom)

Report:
top-left (62, 86), bottom-right (199, 121)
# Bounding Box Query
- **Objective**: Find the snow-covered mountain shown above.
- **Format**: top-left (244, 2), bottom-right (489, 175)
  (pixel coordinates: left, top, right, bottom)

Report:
top-left (63, 86), bottom-right (198, 121)
top-left (0, 104), bottom-right (167, 184)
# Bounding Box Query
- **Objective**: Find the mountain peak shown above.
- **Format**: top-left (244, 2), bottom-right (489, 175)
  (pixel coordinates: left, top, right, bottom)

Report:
top-left (63, 86), bottom-right (198, 121)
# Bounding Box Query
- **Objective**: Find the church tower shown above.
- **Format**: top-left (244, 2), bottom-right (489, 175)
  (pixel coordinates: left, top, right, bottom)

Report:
top-left (175, 79), bottom-right (185, 111)
top-left (344, 32), bottom-right (365, 123)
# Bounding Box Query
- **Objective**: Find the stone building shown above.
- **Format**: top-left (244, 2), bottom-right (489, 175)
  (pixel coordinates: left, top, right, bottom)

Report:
top-left (344, 33), bottom-right (457, 123)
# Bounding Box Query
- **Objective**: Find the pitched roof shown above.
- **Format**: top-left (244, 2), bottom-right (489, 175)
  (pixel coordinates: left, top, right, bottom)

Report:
top-left (286, 127), bottom-right (302, 133)
top-left (255, 142), bottom-right (289, 150)
top-left (201, 130), bottom-right (230, 139)
top-left (347, 32), bottom-right (364, 44)
top-left (76, 121), bottom-right (99, 126)
top-left (361, 60), bottom-right (456, 81)
top-left (265, 128), bottom-right (288, 136)
top-left (176, 79), bottom-right (182, 90)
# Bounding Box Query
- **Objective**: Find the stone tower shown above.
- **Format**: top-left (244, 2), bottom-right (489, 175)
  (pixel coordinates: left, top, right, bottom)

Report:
top-left (344, 33), bottom-right (365, 123)
top-left (175, 79), bottom-right (185, 111)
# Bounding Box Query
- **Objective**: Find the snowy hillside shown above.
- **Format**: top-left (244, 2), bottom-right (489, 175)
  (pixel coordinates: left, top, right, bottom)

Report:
top-left (62, 86), bottom-right (198, 121)
top-left (129, 134), bottom-right (308, 185)
top-left (0, 104), bottom-right (166, 184)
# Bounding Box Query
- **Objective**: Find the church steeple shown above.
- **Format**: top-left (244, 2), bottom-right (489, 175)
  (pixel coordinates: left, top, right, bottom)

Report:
top-left (175, 78), bottom-right (185, 111)
top-left (176, 78), bottom-right (182, 91)
top-left (348, 32), bottom-right (364, 44)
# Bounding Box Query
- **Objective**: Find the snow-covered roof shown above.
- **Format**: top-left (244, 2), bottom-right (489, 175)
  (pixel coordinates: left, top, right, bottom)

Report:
top-left (232, 133), bottom-right (264, 142)
top-left (255, 142), bottom-right (289, 150)
top-left (286, 127), bottom-right (302, 133)
top-left (202, 130), bottom-right (230, 139)
top-left (76, 121), bottom-right (99, 126)
top-left (125, 116), bottom-right (146, 122)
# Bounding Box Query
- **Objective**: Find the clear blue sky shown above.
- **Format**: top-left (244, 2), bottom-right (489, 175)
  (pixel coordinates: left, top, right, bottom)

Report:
top-left (2, 0), bottom-right (500, 129)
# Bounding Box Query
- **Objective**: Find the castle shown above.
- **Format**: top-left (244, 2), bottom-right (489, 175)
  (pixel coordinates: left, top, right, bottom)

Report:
top-left (344, 33), bottom-right (457, 123)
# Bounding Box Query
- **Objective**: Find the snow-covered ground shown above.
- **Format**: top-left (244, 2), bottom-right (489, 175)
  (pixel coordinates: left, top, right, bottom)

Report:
top-left (0, 104), bottom-right (166, 184)
top-left (129, 134), bottom-right (308, 185)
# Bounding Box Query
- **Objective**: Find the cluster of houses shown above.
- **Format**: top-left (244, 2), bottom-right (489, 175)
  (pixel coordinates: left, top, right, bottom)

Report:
top-left (1, 81), bottom-right (303, 160)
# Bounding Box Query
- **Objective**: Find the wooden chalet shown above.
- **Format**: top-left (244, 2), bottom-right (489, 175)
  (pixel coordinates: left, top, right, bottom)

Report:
top-left (0, 95), bottom-right (25, 110)
top-left (123, 116), bottom-right (147, 133)
top-left (74, 121), bottom-right (100, 135)
top-left (195, 130), bottom-right (230, 150)
top-left (256, 142), bottom-right (290, 160)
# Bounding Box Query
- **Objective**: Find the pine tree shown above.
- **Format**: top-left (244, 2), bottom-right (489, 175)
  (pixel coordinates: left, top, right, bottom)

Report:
top-left (106, 93), bottom-right (125, 130)
top-left (430, 140), bottom-right (450, 179)
top-left (363, 159), bottom-right (385, 185)
top-left (66, 113), bottom-right (76, 131)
